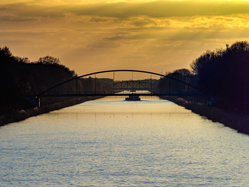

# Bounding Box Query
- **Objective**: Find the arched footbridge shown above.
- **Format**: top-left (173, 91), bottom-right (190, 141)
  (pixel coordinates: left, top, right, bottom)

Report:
top-left (25, 69), bottom-right (207, 107)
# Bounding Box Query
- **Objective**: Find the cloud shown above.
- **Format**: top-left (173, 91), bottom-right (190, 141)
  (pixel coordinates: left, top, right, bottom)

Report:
top-left (87, 41), bottom-right (121, 48)
top-left (1, 0), bottom-right (249, 23)
top-left (0, 3), bottom-right (64, 22)
top-left (73, 1), bottom-right (249, 18)
top-left (1, 0), bottom-right (249, 75)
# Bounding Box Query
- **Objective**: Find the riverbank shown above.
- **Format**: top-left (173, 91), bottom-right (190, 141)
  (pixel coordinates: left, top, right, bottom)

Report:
top-left (0, 96), bottom-right (100, 127)
top-left (162, 96), bottom-right (249, 135)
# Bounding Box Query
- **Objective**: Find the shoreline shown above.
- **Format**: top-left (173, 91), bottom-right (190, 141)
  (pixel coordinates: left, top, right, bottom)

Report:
top-left (162, 96), bottom-right (249, 135)
top-left (2, 95), bottom-right (249, 135)
top-left (0, 96), bottom-right (100, 127)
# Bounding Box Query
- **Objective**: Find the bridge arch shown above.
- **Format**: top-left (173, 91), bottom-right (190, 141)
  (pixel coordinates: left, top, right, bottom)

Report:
top-left (38, 69), bottom-right (205, 96)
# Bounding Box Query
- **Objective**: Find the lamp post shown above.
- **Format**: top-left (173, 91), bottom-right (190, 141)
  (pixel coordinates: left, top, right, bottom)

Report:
top-left (245, 64), bottom-right (247, 117)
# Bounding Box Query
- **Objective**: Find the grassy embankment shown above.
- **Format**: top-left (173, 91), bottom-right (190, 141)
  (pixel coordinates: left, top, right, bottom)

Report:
top-left (158, 41), bottom-right (249, 135)
top-left (0, 46), bottom-right (111, 127)
top-left (0, 96), bottom-right (101, 127)
top-left (162, 96), bottom-right (249, 135)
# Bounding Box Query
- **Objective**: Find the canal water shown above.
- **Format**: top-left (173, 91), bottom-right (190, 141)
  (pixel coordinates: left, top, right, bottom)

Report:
top-left (0, 96), bottom-right (249, 186)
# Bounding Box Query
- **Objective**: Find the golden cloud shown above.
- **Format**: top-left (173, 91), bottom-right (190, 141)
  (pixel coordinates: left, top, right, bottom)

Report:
top-left (1, 1), bottom-right (249, 21)
top-left (1, 0), bottom-right (249, 75)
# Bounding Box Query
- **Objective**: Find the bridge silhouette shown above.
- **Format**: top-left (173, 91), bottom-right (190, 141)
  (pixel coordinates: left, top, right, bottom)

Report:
top-left (25, 69), bottom-right (207, 107)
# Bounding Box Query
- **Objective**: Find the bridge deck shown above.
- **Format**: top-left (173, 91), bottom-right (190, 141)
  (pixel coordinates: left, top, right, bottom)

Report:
top-left (38, 93), bottom-right (206, 97)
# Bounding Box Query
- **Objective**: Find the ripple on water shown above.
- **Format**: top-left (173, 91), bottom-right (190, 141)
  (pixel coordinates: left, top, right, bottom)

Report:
top-left (0, 96), bottom-right (249, 186)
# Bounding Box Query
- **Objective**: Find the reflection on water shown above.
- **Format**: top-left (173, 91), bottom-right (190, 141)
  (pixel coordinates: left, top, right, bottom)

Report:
top-left (57, 96), bottom-right (185, 113)
top-left (0, 96), bottom-right (249, 186)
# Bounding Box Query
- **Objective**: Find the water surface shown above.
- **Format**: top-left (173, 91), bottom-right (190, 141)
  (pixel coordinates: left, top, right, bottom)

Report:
top-left (0, 96), bottom-right (249, 186)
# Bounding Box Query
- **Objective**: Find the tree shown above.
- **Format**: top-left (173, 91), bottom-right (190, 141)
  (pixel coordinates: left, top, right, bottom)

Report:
top-left (190, 41), bottom-right (249, 113)
top-left (38, 56), bottom-right (60, 65)
top-left (159, 68), bottom-right (193, 94)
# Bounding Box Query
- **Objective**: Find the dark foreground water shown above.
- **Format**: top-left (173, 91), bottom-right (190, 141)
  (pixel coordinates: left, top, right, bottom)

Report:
top-left (0, 96), bottom-right (249, 186)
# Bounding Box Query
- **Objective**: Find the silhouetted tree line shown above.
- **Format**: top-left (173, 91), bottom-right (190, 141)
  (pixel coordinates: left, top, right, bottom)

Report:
top-left (0, 46), bottom-right (112, 114)
top-left (159, 41), bottom-right (249, 115)
top-left (159, 68), bottom-right (198, 95)
top-left (191, 41), bottom-right (249, 114)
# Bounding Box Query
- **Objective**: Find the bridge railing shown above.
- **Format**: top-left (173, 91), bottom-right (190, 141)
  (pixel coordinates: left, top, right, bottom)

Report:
top-left (40, 90), bottom-right (116, 95)
top-left (39, 90), bottom-right (206, 97)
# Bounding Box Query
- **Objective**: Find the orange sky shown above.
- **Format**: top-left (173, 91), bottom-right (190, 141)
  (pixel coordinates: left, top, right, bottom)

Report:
top-left (1, 0), bottom-right (249, 77)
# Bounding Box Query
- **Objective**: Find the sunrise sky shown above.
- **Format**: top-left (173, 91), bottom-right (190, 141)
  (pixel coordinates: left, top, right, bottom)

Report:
top-left (1, 0), bottom-right (249, 76)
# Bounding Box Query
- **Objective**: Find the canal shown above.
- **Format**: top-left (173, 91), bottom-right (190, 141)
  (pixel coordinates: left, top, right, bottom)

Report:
top-left (0, 96), bottom-right (249, 186)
